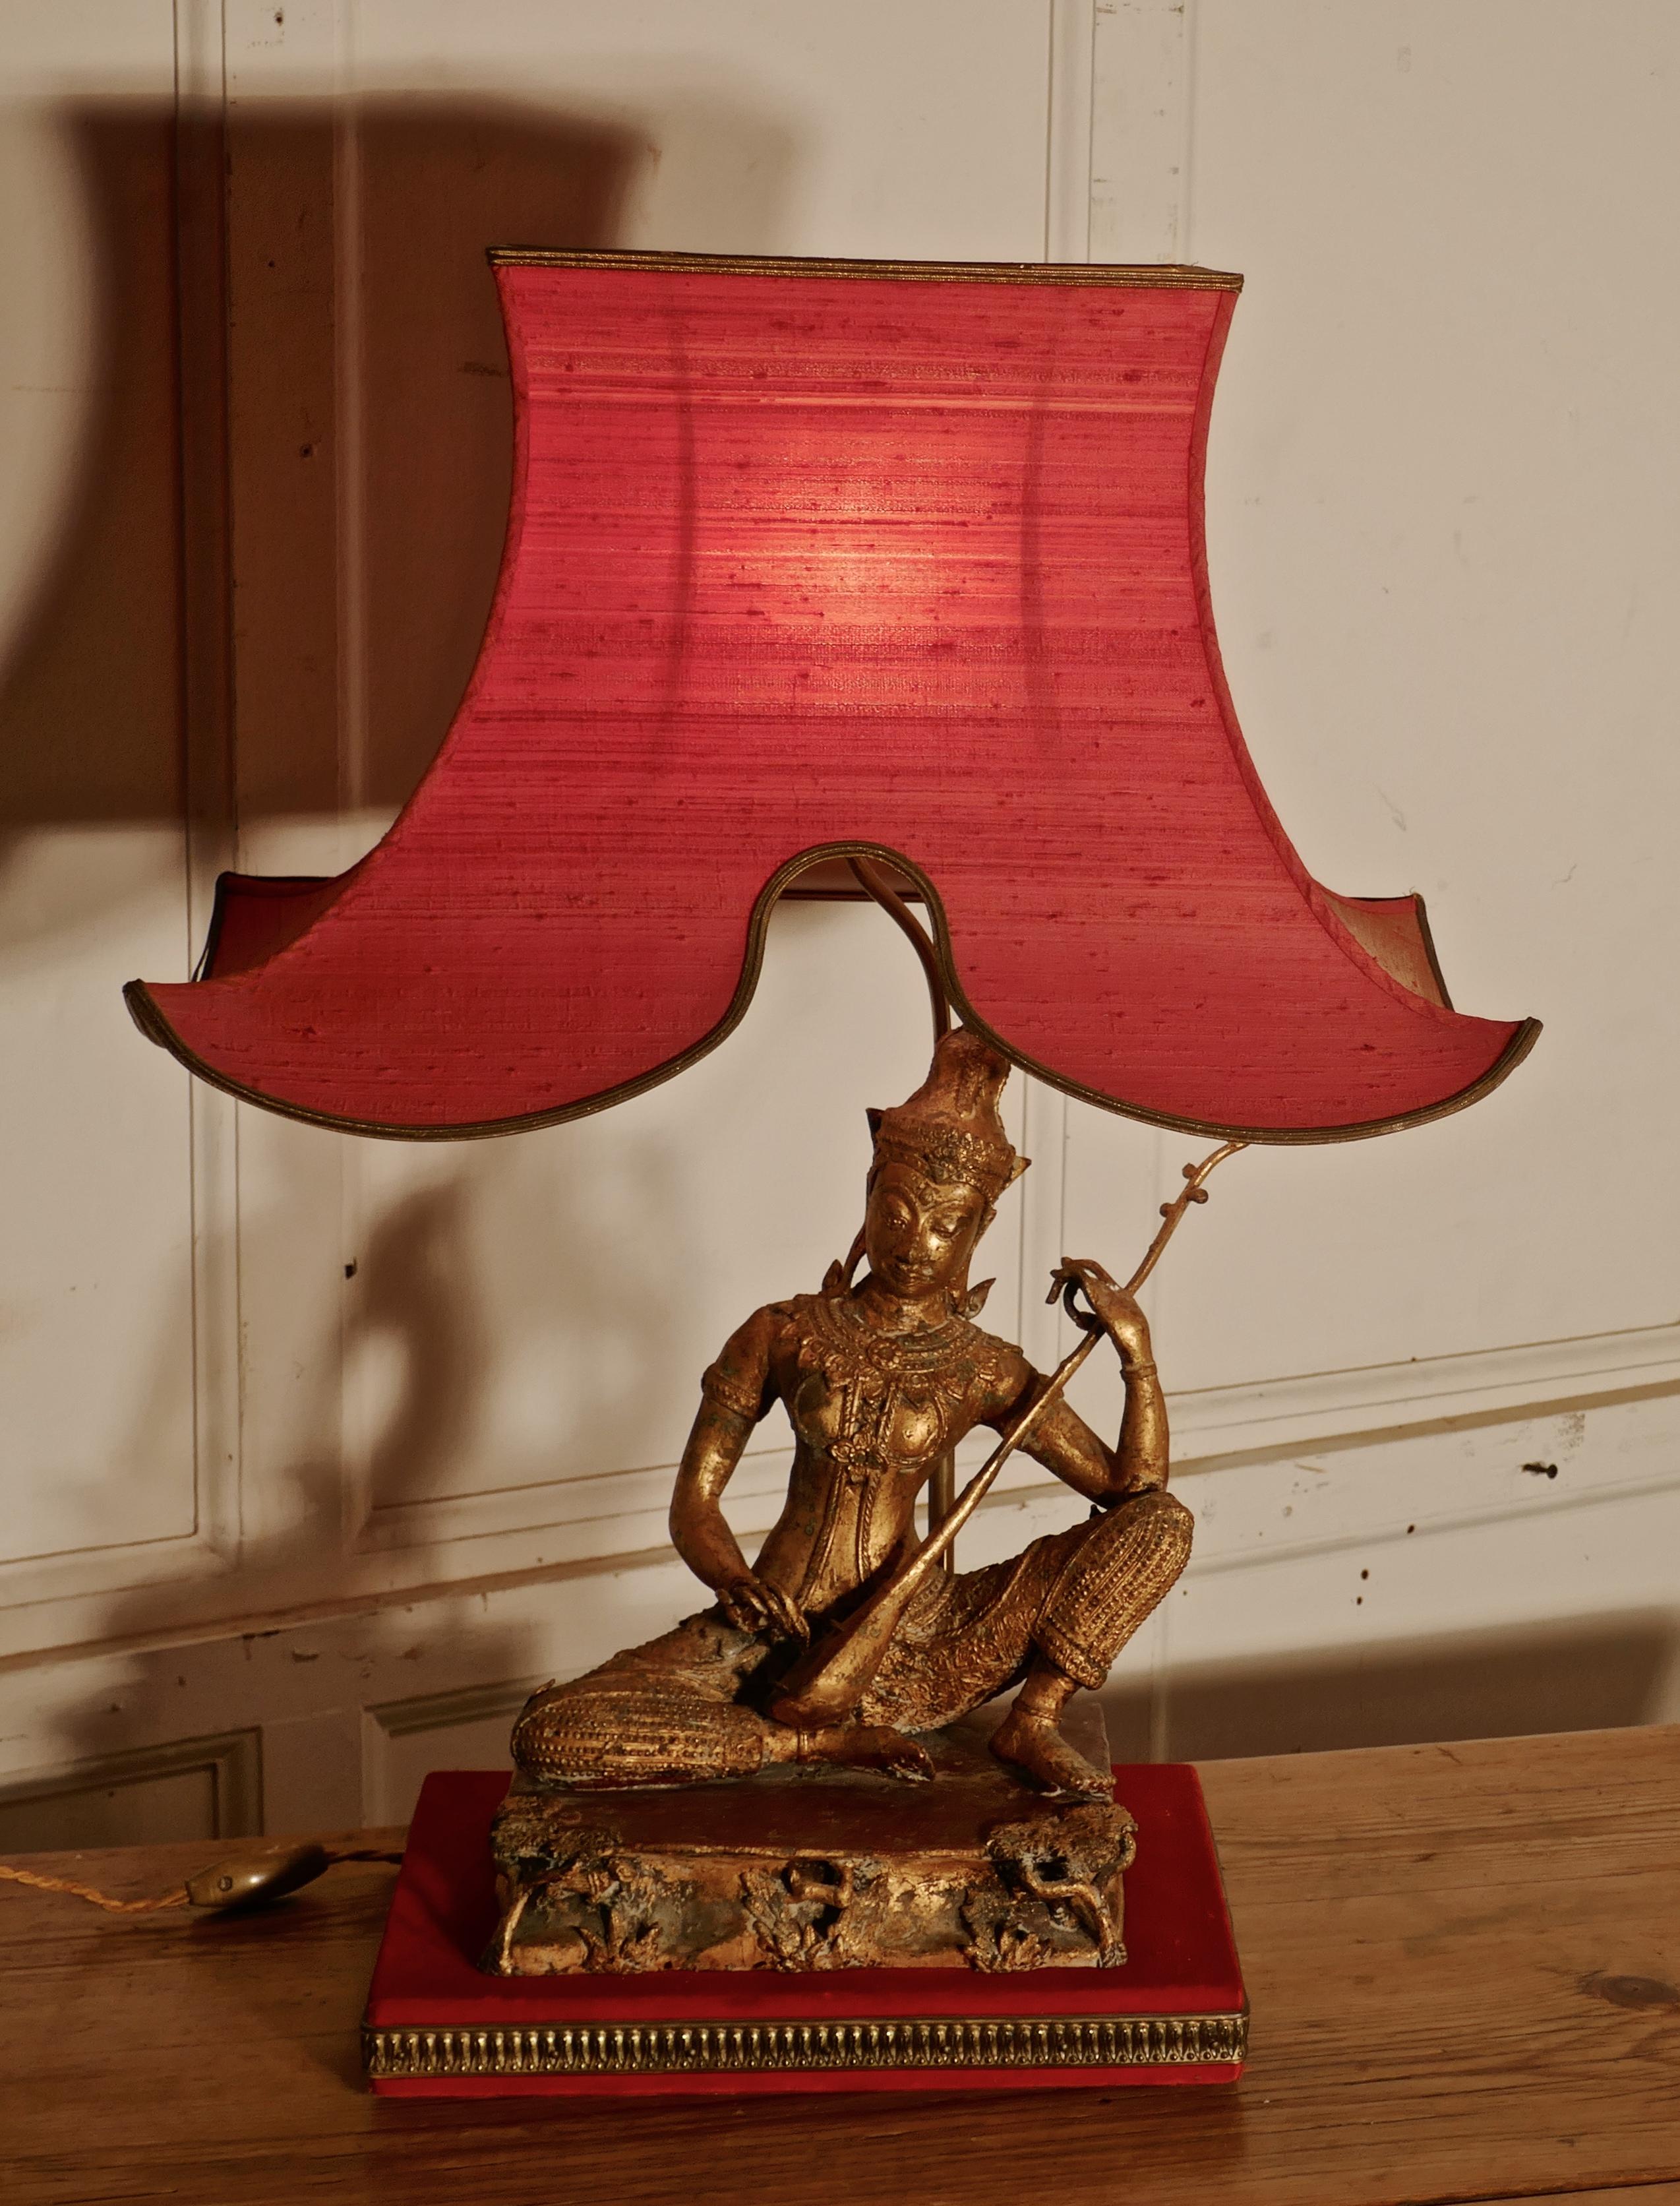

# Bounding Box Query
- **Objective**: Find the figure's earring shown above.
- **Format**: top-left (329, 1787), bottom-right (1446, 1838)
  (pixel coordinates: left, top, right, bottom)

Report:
top-left (822, 1227), bottom-right (869, 1296)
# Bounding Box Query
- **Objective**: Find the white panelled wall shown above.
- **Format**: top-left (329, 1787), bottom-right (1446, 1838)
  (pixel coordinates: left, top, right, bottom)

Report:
top-left (1, 1), bottom-right (1677, 1845)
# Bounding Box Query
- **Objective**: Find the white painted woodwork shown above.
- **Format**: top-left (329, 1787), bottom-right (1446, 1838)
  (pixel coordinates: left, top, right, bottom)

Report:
top-left (0, 1730), bottom-right (261, 1851)
top-left (0, 1), bottom-right (1675, 1843)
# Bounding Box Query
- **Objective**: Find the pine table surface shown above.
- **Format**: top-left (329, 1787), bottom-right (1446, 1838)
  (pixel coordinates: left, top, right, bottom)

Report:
top-left (3, 1725), bottom-right (1675, 2206)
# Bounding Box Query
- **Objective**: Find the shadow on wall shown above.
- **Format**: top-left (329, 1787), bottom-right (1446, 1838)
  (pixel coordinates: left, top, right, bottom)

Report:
top-left (0, 84), bottom-right (796, 1842)
top-left (351, 1126), bottom-right (695, 1512)
top-left (32, 1036), bottom-right (704, 1840)
top-left (0, 88), bottom-right (797, 903)
top-left (1102, 1610), bottom-right (1676, 1763)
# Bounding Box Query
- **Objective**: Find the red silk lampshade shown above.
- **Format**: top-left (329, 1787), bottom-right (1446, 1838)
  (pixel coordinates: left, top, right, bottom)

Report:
top-left (126, 250), bottom-right (1536, 1140)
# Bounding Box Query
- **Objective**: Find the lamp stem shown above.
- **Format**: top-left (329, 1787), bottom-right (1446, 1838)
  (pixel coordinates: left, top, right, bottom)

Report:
top-left (848, 853), bottom-right (959, 1567)
top-left (847, 855), bottom-right (950, 1045)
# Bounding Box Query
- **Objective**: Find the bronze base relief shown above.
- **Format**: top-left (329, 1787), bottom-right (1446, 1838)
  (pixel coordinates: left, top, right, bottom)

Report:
top-left (488, 1701), bottom-right (1133, 1975)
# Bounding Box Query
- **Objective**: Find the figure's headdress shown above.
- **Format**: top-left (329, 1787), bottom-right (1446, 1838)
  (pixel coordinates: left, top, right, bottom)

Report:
top-left (866, 1029), bottom-right (1029, 1206)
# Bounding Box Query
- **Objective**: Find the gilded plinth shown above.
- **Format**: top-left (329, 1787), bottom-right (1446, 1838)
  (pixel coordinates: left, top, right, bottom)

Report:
top-left (488, 1703), bottom-right (1133, 1975)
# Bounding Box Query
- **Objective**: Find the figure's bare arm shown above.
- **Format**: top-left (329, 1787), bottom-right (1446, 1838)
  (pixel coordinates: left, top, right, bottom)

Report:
top-left (985, 1264), bottom-right (1168, 1502)
top-left (670, 1399), bottom-right (758, 1593)
top-left (669, 1310), bottom-right (808, 1642)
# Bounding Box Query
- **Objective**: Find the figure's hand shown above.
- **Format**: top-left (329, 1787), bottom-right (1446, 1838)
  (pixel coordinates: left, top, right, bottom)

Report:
top-left (1056, 1257), bottom-right (1153, 1364)
top-left (717, 1569), bottom-right (809, 1645)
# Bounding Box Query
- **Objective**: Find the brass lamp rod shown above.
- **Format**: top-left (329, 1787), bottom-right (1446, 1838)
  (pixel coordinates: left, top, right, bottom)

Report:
top-left (847, 854), bottom-right (961, 1566)
top-left (845, 854), bottom-right (951, 1043)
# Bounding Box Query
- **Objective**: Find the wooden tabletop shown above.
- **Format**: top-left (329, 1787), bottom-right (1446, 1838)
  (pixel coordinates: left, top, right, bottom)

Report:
top-left (4, 1725), bottom-right (1677, 2206)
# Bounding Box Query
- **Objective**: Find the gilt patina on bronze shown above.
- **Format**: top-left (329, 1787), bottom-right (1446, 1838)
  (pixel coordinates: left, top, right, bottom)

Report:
top-left (489, 1030), bottom-right (1240, 1976)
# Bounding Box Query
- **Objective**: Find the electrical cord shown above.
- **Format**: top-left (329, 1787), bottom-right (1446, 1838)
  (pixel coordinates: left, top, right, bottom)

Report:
top-left (0, 1840), bottom-right (404, 1914)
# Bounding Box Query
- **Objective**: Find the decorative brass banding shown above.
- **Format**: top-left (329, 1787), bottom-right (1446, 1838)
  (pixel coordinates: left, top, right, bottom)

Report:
top-left (363, 2010), bottom-right (1247, 2079)
top-left (487, 245), bottom-right (1243, 290)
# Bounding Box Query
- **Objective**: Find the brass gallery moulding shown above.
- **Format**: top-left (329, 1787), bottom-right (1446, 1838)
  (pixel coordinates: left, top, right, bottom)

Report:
top-left (487, 244), bottom-right (1244, 291)
top-left (363, 2011), bottom-right (1249, 2080)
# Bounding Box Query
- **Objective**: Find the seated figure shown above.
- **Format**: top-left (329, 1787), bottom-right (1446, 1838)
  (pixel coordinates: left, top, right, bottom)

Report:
top-left (512, 1028), bottom-right (1192, 1801)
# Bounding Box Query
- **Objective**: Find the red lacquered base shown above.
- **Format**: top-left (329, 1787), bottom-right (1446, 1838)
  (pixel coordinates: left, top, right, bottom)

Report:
top-left (363, 1767), bottom-right (1246, 2097)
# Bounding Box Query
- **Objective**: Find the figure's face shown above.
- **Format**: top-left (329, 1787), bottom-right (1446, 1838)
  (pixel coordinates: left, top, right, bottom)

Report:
top-left (863, 1162), bottom-right (988, 1301)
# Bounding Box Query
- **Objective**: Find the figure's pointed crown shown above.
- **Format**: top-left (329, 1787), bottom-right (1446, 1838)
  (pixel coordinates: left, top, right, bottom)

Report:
top-left (867, 1028), bottom-right (1028, 1203)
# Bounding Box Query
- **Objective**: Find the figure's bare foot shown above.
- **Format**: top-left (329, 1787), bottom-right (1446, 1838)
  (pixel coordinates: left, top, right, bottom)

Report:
top-left (990, 1706), bottom-right (1111, 1800)
top-left (796, 1724), bottom-right (936, 1783)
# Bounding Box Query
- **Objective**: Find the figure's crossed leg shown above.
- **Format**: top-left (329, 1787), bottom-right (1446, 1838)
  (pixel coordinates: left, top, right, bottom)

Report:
top-left (989, 1656), bottom-right (1110, 1797)
top-left (510, 1612), bottom-right (938, 1789)
top-left (991, 1487), bottom-right (1193, 1799)
top-left (511, 1490), bottom-right (1191, 1796)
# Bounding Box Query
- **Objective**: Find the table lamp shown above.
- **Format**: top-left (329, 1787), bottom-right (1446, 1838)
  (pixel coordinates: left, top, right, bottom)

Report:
top-left (124, 249), bottom-right (1536, 2093)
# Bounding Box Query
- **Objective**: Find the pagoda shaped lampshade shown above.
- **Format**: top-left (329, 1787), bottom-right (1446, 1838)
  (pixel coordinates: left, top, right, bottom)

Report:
top-left (126, 250), bottom-right (1537, 1140)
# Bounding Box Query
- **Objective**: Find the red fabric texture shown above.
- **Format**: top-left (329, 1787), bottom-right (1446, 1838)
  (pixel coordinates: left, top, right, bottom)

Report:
top-left (132, 257), bottom-right (1534, 1137)
top-left (364, 1765), bottom-right (1245, 2097)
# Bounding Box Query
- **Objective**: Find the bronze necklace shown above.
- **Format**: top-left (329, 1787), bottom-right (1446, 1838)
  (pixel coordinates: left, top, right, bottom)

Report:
top-left (795, 1293), bottom-right (980, 1481)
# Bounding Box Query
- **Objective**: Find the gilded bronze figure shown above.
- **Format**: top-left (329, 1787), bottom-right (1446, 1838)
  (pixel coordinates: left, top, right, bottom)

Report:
top-left (510, 1029), bottom-right (1195, 1806)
